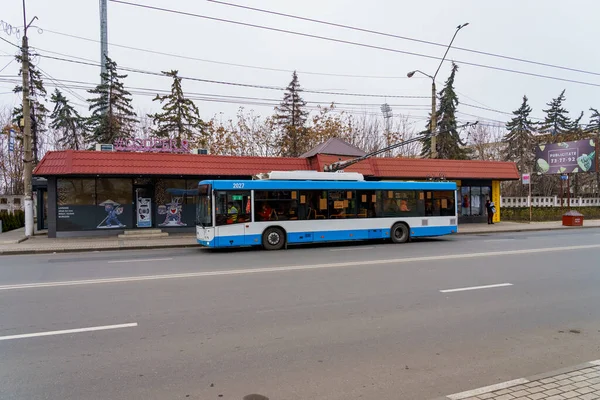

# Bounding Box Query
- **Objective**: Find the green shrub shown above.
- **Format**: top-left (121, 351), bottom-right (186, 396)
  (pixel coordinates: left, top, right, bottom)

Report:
top-left (502, 206), bottom-right (600, 222)
top-left (0, 210), bottom-right (25, 232)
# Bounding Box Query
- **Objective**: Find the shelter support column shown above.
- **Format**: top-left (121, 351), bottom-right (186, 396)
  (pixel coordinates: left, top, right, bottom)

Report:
top-left (492, 180), bottom-right (501, 223)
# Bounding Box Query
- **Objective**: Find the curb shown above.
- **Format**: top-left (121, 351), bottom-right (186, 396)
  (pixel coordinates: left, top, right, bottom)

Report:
top-left (435, 359), bottom-right (600, 400)
top-left (2, 225), bottom-right (600, 255)
top-left (0, 236), bottom-right (28, 245)
top-left (0, 242), bottom-right (198, 256)
top-left (457, 224), bottom-right (600, 235)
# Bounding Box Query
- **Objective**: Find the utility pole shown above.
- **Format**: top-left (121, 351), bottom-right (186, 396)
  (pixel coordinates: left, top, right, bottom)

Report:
top-left (100, 0), bottom-right (108, 84)
top-left (430, 82), bottom-right (437, 158)
top-left (407, 23), bottom-right (469, 159)
top-left (21, 0), bottom-right (36, 237)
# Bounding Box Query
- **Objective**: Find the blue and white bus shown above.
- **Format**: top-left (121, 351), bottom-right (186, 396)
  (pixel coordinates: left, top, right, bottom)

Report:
top-left (196, 171), bottom-right (458, 250)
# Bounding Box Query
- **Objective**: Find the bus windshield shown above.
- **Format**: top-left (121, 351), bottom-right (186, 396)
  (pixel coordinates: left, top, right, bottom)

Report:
top-left (196, 184), bottom-right (212, 227)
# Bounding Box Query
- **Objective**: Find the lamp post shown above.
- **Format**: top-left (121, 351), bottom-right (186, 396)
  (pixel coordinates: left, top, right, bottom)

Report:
top-left (407, 23), bottom-right (469, 159)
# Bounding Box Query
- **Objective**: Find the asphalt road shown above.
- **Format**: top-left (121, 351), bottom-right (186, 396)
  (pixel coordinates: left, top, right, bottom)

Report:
top-left (1, 228), bottom-right (600, 400)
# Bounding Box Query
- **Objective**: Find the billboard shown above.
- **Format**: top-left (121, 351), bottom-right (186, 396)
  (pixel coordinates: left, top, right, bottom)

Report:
top-left (535, 139), bottom-right (597, 174)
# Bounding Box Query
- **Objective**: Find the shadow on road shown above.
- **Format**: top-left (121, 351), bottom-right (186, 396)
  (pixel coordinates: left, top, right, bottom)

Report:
top-left (202, 236), bottom-right (450, 254)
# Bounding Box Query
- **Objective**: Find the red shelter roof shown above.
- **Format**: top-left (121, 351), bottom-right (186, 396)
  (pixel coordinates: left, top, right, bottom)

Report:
top-left (33, 150), bottom-right (519, 180)
top-left (33, 150), bottom-right (309, 177)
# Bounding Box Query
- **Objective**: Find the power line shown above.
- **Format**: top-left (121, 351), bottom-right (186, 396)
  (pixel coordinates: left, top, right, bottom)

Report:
top-left (0, 58), bottom-right (13, 73)
top-left (0, 35), bottom-right (19, 48)
top-left (109, 0), bottom-right (600, 88)
top-left (21, 50), bottom-right (526, 121)
top-left (42, 28), bottom-right (419, 80)
top-left (205, 0), bottom-right (600, 78)
top-left (37, 66), bottom-right (88, 104)
top-left (30, 50), bottom-right (544, 120)
top-left (4, 56), bottom-right (523, 124)
top-left (36, 53), bottom-right (431, 99)
top-left (0, 75), bottom-right (433, 114)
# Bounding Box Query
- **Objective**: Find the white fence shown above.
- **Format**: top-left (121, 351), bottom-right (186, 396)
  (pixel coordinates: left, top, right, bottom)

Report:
top-left (0, 195), bottom-right (24, 214)
top-left (501, 196), bottom-right (600, 208)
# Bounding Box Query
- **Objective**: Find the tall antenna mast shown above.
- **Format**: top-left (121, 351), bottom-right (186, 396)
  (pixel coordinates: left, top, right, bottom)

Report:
top-left (99, 0), bottom-right (108, 84)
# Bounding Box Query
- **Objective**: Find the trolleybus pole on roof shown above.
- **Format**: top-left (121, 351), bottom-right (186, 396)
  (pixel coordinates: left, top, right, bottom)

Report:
top-left (324, 122), bottom-right (478, 173)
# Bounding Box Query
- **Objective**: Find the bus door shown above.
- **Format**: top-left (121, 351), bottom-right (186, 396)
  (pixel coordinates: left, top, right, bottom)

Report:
top-left (214, 190), bottom-right (251, 247)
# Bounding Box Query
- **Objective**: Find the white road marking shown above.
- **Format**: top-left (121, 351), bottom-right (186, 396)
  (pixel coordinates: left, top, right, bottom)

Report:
top-left (330, 246), bottom-right (375, 252)
top-left (447, 378), bottom-right (529, 399)
top-left (440, 283), bottom-right (513, 293)
top-left (0, 323), bottom-right (138, 341)
top-left (1, 243), bottom-right (599, 291)
top-left (483, 238), bottom-right (515, 242)
top-left (107, 258), bottom-right (173, 264)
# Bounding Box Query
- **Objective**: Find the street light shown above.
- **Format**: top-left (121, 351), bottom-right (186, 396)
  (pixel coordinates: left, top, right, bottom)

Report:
top-left (407, 22), bottom-right (469, 159)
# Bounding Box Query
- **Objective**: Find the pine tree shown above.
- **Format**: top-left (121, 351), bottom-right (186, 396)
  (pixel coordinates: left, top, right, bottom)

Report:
top-left (589, 108), bottom-right (600, 132)
top-left (421, 62), bottom-right (469, 159)
top-left (49, 89), bottom-right (86, 150)
top-left (274, 71), bottom-right (309, 157)
top-left (12, 51), bottom-right (48, 164)
top-left (503, 95), bottom-right (536, 171)
top-left (539, 90), bottom-right (571, 136)
top-left (87, 56), bottom-right (138, 145)
top-left (149, 70), bottom-right (205, 146)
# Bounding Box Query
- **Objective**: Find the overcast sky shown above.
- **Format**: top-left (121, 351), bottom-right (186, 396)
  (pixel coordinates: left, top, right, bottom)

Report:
top-left (1, 0), bottom-right (600, 129)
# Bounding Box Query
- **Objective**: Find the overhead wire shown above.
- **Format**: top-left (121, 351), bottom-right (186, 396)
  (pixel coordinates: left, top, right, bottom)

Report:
top-left (0, 35), bottom-right (20, 48)
top-left (3, 50), bottom-right (523, 123)
top-left (29, 33), bottom-right (545, 120)
top-left (2, 52), bottom-right (520, 125)
top-left (37, 67), bottom-right (88, 105)
top-left (205, 0), bottom-right (600, 78)
top-left (35, 53), bottom-right (430, 99)
top-left (0, 76), bottom-right (438, 121)
top-left (32, 51), bottom-right (529, 119)
top-left (42, 28), bottom-right (418, 80)
top-left (109, 0), bottom-right (600, 88)
top-left (0, 58), bottom-right (13, 73)
top-left (0, 75), bottom-right (432, 112)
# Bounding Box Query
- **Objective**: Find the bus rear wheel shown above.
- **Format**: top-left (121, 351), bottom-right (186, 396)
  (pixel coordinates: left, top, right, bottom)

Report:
top-left (263, 227), bottom-right (285, 250)
top-left (391, 223), bottom-right (410, 244)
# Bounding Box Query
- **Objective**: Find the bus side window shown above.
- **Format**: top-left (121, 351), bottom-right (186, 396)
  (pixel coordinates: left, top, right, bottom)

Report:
top-left (254, 190), bottom-right (299, 221)
top-left (215, 191), bottom-right (250, 225)
top-left (357, 190), bottom-right (375, 218)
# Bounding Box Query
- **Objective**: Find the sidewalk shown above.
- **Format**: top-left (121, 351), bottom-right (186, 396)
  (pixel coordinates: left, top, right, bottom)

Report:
top-left (0, 229), bottom-right (197, 255)
top-left (0, 220), bottom-right (599, 255)
top-left (0, 227), bottom-right (29, 245)
top-left (458, 219), bottom-right (600, 235)
top-left (440, 359), bottom-right (600, 400)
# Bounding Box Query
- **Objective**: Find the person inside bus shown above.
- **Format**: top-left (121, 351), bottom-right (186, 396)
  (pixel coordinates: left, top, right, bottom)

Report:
top-left (400, 199), bottom-right (410, 212)
top-left (384, 198), bottom-right (400, 215)
top-left (227, 201), bottom-right (239, 223)
top-left (258, 202), bottom-right (273, 221)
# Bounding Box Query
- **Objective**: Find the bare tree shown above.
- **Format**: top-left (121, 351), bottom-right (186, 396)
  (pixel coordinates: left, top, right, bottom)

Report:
top-left (0, 106), bottom-right (24, 194)
top-left (388, 115), bottom-right (421, 158)
top-left (467, 123), bottom-right (505, 161)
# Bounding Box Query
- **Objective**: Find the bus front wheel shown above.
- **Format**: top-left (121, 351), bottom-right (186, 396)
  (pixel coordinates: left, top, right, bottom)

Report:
top-left (391, 223), bottom-right (410, 244)
top-left (263, 227), bottom-right (285, 250)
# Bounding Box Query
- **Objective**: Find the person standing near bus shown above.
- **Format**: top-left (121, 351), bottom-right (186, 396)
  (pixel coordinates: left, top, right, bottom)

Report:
top-left (485, 199), bottom-right (495, 224)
